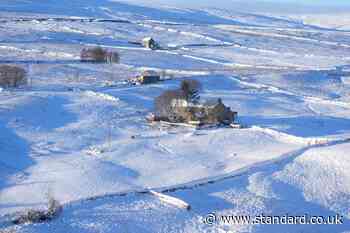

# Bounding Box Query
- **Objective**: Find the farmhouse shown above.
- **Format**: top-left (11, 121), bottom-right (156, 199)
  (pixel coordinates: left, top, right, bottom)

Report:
top-left (170, 98), bottom-right (237, 125)
top-left (199, 98), bottom-right (237, 125)
top-left (154, 80), bottom-right (237, 126)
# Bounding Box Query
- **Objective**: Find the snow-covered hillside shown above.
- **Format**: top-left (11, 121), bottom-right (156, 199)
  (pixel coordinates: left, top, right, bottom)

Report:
top-left (287, 13), bottom-right (350, 31)
top-left (0, 1), bottom-right (350, 233)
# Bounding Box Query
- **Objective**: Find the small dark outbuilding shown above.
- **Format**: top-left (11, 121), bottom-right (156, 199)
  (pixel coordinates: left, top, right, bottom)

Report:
top-left (142, 37), bottom-right (159, 50)
top-left (136, 70), bottom-right (160, 84)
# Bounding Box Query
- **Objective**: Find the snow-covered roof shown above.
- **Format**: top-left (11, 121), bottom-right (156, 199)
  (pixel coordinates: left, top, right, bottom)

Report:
top-left (142, 37), bottom-right (154, 42)
top-left (202, 98), bottom-right (221, 107)
top-left (141, 70), bottom-right (158, 76)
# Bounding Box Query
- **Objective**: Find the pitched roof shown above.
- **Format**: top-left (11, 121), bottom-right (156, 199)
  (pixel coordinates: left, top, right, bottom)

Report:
top-left (202, 98), bottom-right (221, 107)
top-left (142, 37), bottom-right (154, 42)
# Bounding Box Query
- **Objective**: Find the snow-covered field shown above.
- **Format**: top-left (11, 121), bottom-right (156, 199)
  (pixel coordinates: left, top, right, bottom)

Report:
top-left (287, 13), bottom-right (350, 31)
top-left (1, 1), bottom-right (350, 232)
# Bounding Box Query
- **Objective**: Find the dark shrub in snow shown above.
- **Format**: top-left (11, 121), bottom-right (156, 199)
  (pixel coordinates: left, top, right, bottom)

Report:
top-left (0, 65), bottom-right (27, 88)
top-left (12, 198), bottom-right (62, 225)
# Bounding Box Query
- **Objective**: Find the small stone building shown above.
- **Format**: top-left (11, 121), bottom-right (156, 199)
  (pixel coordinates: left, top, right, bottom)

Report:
top-left (136, 70), bottom-right (160, 84)
top-left (138, 75), bottom-right (160, 84)
top-left (142, 37), bottom-right (159, 50)
top-left (199, 99), bottom-right (237, 125)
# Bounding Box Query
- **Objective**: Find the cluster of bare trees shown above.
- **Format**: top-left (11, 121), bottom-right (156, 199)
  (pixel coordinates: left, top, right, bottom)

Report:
top-left (0, 65), bottom-right (27, 88)
top-left (80, 46), bottom-right (120, 63)
top-left (0, 47), bottom-right (120, 89)
top-left (155, 79), bottom-right (202, 122)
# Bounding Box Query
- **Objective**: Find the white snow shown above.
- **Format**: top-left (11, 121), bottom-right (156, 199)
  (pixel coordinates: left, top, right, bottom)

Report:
top-left (149, 190), bottom-right (191, 210)
top-left (0, 1), bottom-right (350, 233)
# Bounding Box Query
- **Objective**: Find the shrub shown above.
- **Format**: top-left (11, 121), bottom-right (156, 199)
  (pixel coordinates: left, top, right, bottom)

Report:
top-left (0, 65), bottom-right (27, 88)
top-left (12, 197), bottom-right (62, 225)
top-left (80, 47), bottom-right (120, 63)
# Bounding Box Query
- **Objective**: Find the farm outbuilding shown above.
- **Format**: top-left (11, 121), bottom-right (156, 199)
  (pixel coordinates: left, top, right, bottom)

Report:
top-left (199, 98), bottom-right (237, 125)
top-left (142, 37), bottom-right (159, 50)
top-left (138, 75), bottom-right (160, 84)
top-left (131, 70), bottom-right (161, 85)
top-left (157, 94), bottom-right (236, 125)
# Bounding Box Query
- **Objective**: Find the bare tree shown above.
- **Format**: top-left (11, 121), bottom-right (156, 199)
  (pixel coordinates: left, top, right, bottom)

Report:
top-left (154, 80), bottom-right (203, 123)
top-left (155, 89), bottom-right (185, 122)
top-left (80, 47), bottom-right (120, 63)
top-left (180, 79), bottom-right (202, 104)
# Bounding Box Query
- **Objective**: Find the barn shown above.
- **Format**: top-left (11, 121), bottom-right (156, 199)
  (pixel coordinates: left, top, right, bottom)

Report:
top-left (142, 37), bottom-right (159, 50)
top-left (136, 70), bottom-right (160, 84)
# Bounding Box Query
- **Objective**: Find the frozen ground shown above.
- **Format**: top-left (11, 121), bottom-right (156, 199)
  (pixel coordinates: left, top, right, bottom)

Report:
top-left (0, 1), bottom-right (350, 233)
top-left (286, 13), bottom-right (350, 31)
